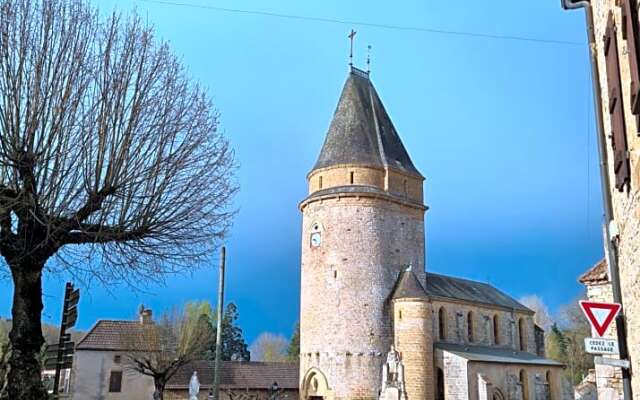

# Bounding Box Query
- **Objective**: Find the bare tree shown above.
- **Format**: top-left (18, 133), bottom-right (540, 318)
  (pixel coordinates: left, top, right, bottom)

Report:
top-left (518, 294), bottom-right (554, 331)
top-left (250, 332), bottom-right (289, 362)
top-left (0, 0), bottom-right (237, 397)
top-left (125, 303), bottom-right (215, 400)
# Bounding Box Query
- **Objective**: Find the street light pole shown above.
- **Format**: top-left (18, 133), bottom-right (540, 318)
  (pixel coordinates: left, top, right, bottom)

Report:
top-left (212, 246), bottom-right (226, 400)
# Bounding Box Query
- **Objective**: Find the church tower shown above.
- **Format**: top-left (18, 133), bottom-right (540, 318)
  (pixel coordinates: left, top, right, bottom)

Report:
top-left (299, 67), bottom-right (427, 400)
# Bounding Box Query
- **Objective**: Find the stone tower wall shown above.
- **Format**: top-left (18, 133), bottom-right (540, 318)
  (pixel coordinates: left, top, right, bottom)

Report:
top-left (307, 165), bottom-right (424, 204)
top-left (393, 299), bottom-right (434, 400)
top-left (300, 195), bottom-right (425, 400)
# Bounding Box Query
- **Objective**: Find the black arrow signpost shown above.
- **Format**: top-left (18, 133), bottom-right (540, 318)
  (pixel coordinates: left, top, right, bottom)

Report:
top-left (51, 282), bottom-right (80, 397)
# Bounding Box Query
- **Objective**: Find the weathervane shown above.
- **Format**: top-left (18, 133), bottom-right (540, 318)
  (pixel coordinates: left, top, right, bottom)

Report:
top-left (366, 45), bottom-right (372, 74)
top-left (348, 29), bottom-right (356, 67)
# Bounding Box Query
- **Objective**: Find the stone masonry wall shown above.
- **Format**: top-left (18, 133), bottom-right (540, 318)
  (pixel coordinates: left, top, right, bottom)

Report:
top-left (299, 195), bottom-right (425, 400)
top-left (393, 299), bottom-right (434, 400)
top-left (466, 363), bottom-right (564, 400)
top-left (585, 281), bottom-right (623, 399)
top-left (307, 165), bottom-right (424, 204)
top-left (431, 300), bottom-right (537, 354)
top-left (590, 0), bottom-right (640, 395)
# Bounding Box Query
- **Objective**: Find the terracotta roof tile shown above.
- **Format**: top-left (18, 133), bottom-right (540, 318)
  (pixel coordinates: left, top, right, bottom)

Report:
top-left (166, 360), bottom-right (299, 390)
top-left (76, 320), bottom-right (156, 351)
top-left (579, 259), bottom-right (609, 284)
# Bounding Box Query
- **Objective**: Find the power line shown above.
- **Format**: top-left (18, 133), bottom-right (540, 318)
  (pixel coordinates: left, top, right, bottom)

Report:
top-left (139, 0), bottom-right (584, 47)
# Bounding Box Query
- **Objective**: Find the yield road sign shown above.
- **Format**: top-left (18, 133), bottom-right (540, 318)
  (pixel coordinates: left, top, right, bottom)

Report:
top-left (584, 337), bottom-right (619, 355)
top-left (579, 300), bottom-right (621, 337)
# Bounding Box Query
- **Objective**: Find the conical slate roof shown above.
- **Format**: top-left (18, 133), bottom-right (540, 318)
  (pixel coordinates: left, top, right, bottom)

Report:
top-left (391, 267), bottom-right (428, 300)
top-left (313, 68), bottom-right (421, 176)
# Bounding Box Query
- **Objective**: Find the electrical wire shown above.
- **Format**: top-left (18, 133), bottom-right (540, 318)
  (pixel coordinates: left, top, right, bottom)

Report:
top-left (139, 0), bottom-right (585, 47)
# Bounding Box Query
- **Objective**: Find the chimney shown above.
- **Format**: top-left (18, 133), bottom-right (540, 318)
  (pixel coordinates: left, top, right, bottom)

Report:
top-left (138, 305), bottom-right (153, 325)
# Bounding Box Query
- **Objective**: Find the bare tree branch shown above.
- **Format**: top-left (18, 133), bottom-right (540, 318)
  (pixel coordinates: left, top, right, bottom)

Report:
top-left (0, 0), bottom-right (237, 397)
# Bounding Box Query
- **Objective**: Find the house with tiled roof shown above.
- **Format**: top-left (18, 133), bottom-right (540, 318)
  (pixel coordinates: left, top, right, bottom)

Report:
top-left (71, 307), bottom-right (157, 400)
top-left (69, 307), bottom-right (300, 400)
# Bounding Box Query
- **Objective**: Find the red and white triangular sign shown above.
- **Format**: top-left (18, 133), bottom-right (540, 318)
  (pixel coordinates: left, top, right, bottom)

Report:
top-left (579, 300), bottom-right (622, 337)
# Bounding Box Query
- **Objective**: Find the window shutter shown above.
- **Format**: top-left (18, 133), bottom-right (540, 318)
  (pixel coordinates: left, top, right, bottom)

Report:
top-left (109, 370), bottom-right (123, 393)
top-left (604, 12), bottom-right (631, 191)
top-left (622, 0), bottom-right (640, 120)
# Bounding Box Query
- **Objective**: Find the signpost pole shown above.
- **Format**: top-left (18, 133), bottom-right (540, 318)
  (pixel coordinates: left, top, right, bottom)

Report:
top-left (51, 282), bottom-right (80, 398)
top-left (52, 283), bottom-right (72, 396)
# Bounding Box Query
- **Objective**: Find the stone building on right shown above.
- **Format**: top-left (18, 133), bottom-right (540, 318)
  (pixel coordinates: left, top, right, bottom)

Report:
top-left (562, 0), bottom-right (640, 397)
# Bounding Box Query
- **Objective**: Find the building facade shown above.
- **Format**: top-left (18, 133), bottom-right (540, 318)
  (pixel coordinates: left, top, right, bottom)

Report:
top-left (563, 0), bottom-right (640, 396)
top-left (298, 67), bottom-right (566, 400)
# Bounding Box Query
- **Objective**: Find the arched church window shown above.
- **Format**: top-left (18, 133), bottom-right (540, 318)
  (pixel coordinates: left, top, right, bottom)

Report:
top-left (519, 370), bottom-right (528, 400)
top-left (319, 176), bottom-right (323, 189)
top-left (438, 307), bottom-right (446, 340)
top-left (519, 318), bottom-right (526, 351)
top-left (350, 171), bottom-right (354, 184)
top-left (467, 311), bottom-right (474, 343)
top-left (493, 315), bottom-right (500, 345)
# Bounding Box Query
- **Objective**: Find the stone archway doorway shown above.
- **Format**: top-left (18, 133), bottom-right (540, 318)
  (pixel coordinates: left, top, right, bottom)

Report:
top-left (302, 368), bottom-right (332, 400)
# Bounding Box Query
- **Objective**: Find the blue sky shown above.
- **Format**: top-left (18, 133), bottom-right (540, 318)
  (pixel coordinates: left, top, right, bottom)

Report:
top-left (0, 0), bottom-right (602, 346)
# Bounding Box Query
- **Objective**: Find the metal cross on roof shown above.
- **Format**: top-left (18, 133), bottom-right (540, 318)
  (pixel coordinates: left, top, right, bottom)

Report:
top-left (348, 29), bottom-right (356, 67)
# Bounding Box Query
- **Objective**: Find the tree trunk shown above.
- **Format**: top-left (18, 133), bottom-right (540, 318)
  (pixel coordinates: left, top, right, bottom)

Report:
top-left (6, 260), bottom-right (47, 400)
top-left (153, 377), bottom-right (166, 400)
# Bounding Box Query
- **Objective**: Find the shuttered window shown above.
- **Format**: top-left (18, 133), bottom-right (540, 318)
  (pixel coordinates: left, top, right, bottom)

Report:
top-left (604, 12), bottom-right (631, 191)
top-left (622, 0), bottom-right (640, 120)
top-left (109, 370), bottom-right (123, 393)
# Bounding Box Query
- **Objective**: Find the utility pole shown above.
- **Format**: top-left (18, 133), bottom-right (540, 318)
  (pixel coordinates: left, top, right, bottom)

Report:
top-left (212, 246), bottom-right (226, 400)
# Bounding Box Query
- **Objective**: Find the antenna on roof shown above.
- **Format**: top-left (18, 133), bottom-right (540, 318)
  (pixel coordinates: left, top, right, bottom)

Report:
top-left (348, 29), bottom-right (356, 68)
top-left (366, 45), bottom-right (372, 74)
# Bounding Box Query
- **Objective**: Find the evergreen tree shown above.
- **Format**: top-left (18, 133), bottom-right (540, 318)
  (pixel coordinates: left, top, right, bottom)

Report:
top-left (211, 303), bottom-right (250, 361)
top-left (287, 322), bottom-right (300, 361)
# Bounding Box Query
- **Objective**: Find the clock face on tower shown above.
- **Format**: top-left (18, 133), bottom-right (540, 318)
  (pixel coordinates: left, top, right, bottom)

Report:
top-left (310, 232), bottom-right (321, 247)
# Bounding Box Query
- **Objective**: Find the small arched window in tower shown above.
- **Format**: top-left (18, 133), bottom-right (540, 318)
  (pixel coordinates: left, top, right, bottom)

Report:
top-left (438, 307), bottom-right (447, 341)
top-left (398, 310), bottom-right (402, 321)
top-left (467, 311), bottom-right (474, 343)
top-left (520, 369), bottom-right (528, 400)
top-left (403, 179), bottom-right (408, 196)
top-left (519, 318), bottom-right (526, 351)
top-left (319, 175), bottom-right (323, 189)
top-left (493, 314), bottom-right (500, 345)
top-left (350, 171), bottom-right (355, 184)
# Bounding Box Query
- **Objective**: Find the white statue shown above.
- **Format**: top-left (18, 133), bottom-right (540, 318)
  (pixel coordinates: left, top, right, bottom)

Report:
top-left (189, 371), bottom-right (200, 400)
top-left (379, 345), bottom-right (407, 400)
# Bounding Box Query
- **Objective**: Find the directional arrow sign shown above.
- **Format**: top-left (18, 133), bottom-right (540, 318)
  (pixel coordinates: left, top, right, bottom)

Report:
top-left (579, 300), bottom-right (622, 337)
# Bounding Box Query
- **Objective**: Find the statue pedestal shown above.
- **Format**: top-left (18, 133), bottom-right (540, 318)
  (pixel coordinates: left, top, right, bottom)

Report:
top-left (380, 386), bottom-right (407, 400)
